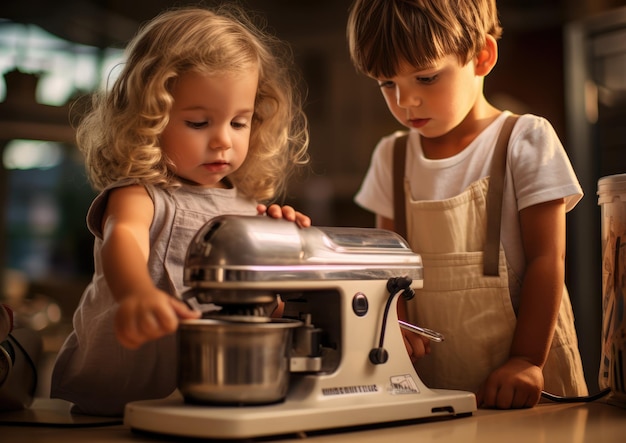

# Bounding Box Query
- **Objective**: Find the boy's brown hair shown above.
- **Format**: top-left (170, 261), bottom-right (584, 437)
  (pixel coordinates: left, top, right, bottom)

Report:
top-left (347, 0), bottom-right (502, 78)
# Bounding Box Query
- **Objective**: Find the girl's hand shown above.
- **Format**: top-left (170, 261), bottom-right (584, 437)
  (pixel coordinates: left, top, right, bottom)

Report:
top-left (476, 357), bottom-right (544, 409)
top-left (114, 289), bottom-right (200, 349)
top-left (257, 204), bottom-right (311, 228)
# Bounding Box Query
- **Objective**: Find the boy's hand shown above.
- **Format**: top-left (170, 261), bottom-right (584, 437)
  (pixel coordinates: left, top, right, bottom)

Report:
top-left (257, 204), bottom-right (311, 228)
top-left (401, 329), bottom-right (431, 362)
top-left (476, 357), bottom-right (544, 409)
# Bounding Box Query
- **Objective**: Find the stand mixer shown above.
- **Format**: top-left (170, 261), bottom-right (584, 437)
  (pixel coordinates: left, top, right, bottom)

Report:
top-left (124, 215), bottom-right (476, 439)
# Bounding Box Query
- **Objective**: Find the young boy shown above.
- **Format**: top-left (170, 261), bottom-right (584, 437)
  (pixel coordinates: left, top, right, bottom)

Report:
top-left (347, 0), bottom-right (588, 409)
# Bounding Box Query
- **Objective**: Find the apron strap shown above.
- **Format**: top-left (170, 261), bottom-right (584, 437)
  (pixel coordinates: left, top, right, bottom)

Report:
top-left (393, 133), bottom-right (410, 240)
top-left (483, 115), bottom-right (519, 276)
top-left (391, 115), bottom-right (519, 275)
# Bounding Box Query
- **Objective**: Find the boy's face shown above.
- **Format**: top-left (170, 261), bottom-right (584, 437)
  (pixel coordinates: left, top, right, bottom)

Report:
top-left (374, 54), bottom-right (484, 140)
top-left (160, 68), bottom-right (258, 188)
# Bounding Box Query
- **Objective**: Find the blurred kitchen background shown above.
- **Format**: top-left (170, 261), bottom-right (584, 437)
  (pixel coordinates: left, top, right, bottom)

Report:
top-left (0, 0), bottom-right (624, 397)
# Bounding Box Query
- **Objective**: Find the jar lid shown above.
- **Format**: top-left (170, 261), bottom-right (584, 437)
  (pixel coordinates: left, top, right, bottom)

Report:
top-left (597, 173), bottom-right (626, 204)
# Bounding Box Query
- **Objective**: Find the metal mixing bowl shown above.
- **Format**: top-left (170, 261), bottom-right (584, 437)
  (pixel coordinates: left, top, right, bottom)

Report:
top-left (177, 318), bottom-right (302, 405)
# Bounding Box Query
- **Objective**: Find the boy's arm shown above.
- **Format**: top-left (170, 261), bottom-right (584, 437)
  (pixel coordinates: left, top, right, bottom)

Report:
top-left (478, 198), bottom-right (566, 408)
top-left (512, 198), bottom-right (566, 369)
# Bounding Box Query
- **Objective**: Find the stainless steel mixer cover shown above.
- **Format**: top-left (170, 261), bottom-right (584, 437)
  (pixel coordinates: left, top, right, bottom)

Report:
top-left (184, 215), bottom-right (423, 285)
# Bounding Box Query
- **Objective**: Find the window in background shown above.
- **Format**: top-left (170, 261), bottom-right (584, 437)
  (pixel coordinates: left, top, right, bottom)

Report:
top-left (0, 19), bottom-right (122, 296)
top-left (0, 18), bottom-right (123, 104)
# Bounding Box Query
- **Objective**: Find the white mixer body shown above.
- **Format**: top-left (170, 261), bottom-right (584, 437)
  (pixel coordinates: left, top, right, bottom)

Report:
top-left (124, 215), bottom-right (476, 439)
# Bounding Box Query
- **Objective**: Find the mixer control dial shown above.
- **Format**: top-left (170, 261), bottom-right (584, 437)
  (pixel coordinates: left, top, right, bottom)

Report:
top-left (352, 292), bottom-right (368, 317)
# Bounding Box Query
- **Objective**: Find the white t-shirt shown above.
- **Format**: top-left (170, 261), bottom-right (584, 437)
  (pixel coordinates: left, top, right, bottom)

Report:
top-left (354, 111), bottom-right (583, 280)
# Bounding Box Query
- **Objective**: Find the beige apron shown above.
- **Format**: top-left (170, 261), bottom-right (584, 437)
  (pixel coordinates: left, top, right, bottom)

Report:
top-left (396, 123), bottom-right (588, 397)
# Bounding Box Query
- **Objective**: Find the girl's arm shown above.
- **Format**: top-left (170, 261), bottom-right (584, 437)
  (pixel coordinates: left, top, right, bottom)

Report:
top-left (477, 198), bottom-right (566, 409)
top-left (101, 185), bottom-right (198, 349)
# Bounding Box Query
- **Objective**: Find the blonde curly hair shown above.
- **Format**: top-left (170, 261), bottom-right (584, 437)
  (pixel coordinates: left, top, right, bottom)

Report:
top-left (347, 0), bottom-right (502, 79)
top-left (76, 5), bottom-right (309, 202)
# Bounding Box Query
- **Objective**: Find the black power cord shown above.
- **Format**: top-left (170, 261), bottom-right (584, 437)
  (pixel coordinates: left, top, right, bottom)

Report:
top-left (369, 276), bottom-right (415, 365)
top-left (541, 388), bottom-right (612, 403)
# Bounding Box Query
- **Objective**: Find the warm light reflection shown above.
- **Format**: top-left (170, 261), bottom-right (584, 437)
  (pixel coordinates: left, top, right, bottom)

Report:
top-left (3, 139), bottom-right (64, 170)
top-left (0, 19), bottom-right (124, 105)
top-left (584, 80), bottom-right (599, 124)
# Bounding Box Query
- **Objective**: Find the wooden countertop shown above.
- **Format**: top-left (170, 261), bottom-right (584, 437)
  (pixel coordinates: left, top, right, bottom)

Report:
top-left (1, 397), bottom-right (626, 442)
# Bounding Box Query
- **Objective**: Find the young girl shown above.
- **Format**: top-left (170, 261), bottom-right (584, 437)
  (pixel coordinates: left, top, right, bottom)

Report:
top-left (347, 0), bottom-right (588, 409)
top-left (51, 6), bottom-right (310, 416)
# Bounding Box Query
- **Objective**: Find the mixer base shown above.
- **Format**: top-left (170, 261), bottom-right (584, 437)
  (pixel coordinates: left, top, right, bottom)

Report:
top-left (125, 389), bottom-right (476, 439)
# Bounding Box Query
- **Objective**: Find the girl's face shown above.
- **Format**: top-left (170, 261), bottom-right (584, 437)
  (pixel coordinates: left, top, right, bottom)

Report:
top-left (160, 68), bottom-right (258, 187)
top-left (375, 54), bottom-right (483, 139)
